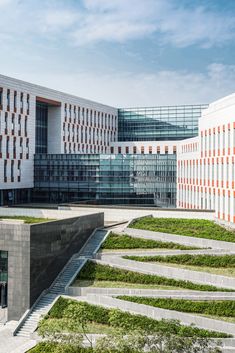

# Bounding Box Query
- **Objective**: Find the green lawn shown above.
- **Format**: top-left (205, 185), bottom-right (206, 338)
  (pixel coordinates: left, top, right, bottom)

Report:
top-left (75, 260), bottom-right (230, 291)
top-left (0, 216), bottom-right (53, 224)
top-left (130, 217), bottom-right (235, 242)
top-left (101, 232), bottom-right (199, 250)
top-left (117, 296), bottom-right (235, 320)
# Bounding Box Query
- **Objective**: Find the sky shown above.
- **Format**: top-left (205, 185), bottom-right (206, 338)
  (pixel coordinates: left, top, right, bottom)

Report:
top-left (1, 0), bottom-right (235, 107)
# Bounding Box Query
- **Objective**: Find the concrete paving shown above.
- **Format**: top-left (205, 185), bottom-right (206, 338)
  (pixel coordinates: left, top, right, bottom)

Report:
top-left (0, 322), bottom-right (36, 353)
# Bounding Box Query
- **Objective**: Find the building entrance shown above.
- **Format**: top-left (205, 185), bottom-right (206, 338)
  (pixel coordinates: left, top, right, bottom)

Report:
top-left (0, 283), bottom-right (7, 308)
top-left (0, 251), bottom-right (8, 307)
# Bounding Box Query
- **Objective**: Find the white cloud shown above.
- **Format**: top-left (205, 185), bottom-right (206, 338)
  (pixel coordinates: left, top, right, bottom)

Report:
top-left (40, 9), bottom-right (79, 33)
top-left (15, 63), bottom-right (235, 107)
top-left (0, 0), bottom-right (11, 7)
top-left (0, 0), bottom-right (234, 48)
top-left (69, 0), bottom-right (235, 47)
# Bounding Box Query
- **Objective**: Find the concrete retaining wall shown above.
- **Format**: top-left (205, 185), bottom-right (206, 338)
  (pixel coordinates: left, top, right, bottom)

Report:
top-left (83, 294), bottom-right (235, 335)
top-left (97, 249), bottom-right (235, 258)
top-left (94, 257), bottom-right (235, 290)
top-left (125, 228), bottom-right (235, 251)
top-left (68, 286), bottom-right (235, 300)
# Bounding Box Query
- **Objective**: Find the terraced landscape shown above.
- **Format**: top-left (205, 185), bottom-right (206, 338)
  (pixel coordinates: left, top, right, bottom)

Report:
top-left (27, 217), bottom-right (235, 352)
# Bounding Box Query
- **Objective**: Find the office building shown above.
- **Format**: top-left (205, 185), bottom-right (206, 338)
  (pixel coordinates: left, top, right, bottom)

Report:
top-left (0, 74), bottom-right (208, 208)
top-left (177, 93), bottom-right (235, 224)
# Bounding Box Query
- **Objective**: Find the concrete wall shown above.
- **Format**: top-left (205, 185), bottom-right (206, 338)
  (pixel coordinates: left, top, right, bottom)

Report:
top-left (29, 212), bottom-right (104, 305)
top-left (0, 212), bottom-right (104, 321)
top-left (0, 222), bottom-right (30, 321)
top-left (84, 294), bottom-right (235, 335)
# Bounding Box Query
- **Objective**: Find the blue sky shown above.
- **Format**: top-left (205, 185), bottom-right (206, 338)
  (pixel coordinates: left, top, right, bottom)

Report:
top-left (1, 0), bottom-right (235, 107)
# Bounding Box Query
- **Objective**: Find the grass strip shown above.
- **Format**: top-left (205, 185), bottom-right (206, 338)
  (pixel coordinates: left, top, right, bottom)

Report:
top-left (130, 217), bottom-right (235, 243)
top-left (124, 254), bottom-right (235, 268)
top-left (101, 232), bottom-right (199, 250)
top-left (117, 296), bottom-right (235, 318)
top-left (77, 261), bottom-right (231, 292)
top-left (38, 297), bottom-right (231, 338)
top-left (0, 216), bottom-right (52, 224)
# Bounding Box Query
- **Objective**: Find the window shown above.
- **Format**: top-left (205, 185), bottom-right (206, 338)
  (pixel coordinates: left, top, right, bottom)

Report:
top-left (20, 138), bottom-right (23, 158)
top-left (24, 116), bottom-right (27, 136)
top-left (133, 146), bottom-right (137, 154)
top-left (0, 136), bottom-right (2, 157)
top-left (27, 94), bottom-right (30, 114)
top-left (7, 89), bottom-right (10, 110)
top-left (5, 113), bottom-right (8, 133)
top-left (173, 145), bottom-right (177, 154)
top-left (20, 93), bottom-right (23, 113)
top-left (149, 146), bottom-right (152, 154)
top-left (17, 160), bottom-right (21, 182)
top-left (157, 146), bottom-right (160, 154)
top-left (26, 139), bottom-right (29, 158)
top-left (111, 146), bottom-right (114, 154)
top-left (11, 160), bottom-right (14, 182)
top-left (118, 146), bottom-right (121, 154)
top-left (11, 114), bottom-right (15, 134)
top-left (141, 146), bottom-right (144, 154)
top-left (13, 138), bottom-right (16, 158)
top-left (125, 146), bottom-right (129, 154)
top-left (14, 91), bottom-right (17, 112)
top-left (0, 88), bottom-right (3, 108)
top-left (165, 146), bottom-right (168, 154)
top-left (4, 160), bottom-right (7, 182)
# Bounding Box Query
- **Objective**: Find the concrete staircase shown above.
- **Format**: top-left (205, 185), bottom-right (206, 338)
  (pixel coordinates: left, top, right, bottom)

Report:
top-left (14, 228), bottom-right (109, 338)
top-left (16, 293), bottom-right (57, 338)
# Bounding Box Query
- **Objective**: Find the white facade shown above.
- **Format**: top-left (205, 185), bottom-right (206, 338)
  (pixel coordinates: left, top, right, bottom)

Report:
top-left (0, 74), bottom-right (118, 194)
top-left (177, 92), bottom-right (235, 224)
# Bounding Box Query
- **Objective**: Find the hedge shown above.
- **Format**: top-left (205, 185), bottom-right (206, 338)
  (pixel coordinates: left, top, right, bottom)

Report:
top-left (29, 342), bottom-right (93, 353)
top-left (39, 297), bottom-right (230, 338)
top-left (130, 217), bottom-right (235, 243)
top-left (77, 261), bottom-right (230, 291)
top-left (101, 232), bottom-right (198, 250)
top-left (117, 296), bottom-right (235, 317)
top-left (124, 254), bottom-right (235, 268)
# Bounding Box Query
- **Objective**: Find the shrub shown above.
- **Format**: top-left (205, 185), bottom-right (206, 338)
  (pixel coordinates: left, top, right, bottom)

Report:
top-left (47, 297), bottom-right (109, 324)
top-left (39, 297), bottom-right (230, 338)
top-left (130, 217), bottom-right (235, 243)
top-left (29, 342), bottom-right (94, 353)
top-left (124, 254), bottom-right (235, 268)
top-left (117, 296), bottom-right (235, 317)
top-left (101, 232), bottom-right (198, 250)
top-left (77, 261), bottom-right (230, 291)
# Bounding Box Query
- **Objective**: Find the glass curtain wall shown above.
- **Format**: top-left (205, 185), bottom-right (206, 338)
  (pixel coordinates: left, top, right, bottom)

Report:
top-left (36, 103), bottom-right (48, 153)
top-left (118, 105), bottom-right (208, 141)
top-left (34, 154), bottom-right (176, 207)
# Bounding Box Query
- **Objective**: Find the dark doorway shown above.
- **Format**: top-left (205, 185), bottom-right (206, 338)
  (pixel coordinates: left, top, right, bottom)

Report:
top-left (0, 251), bottom-right (8, 308)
